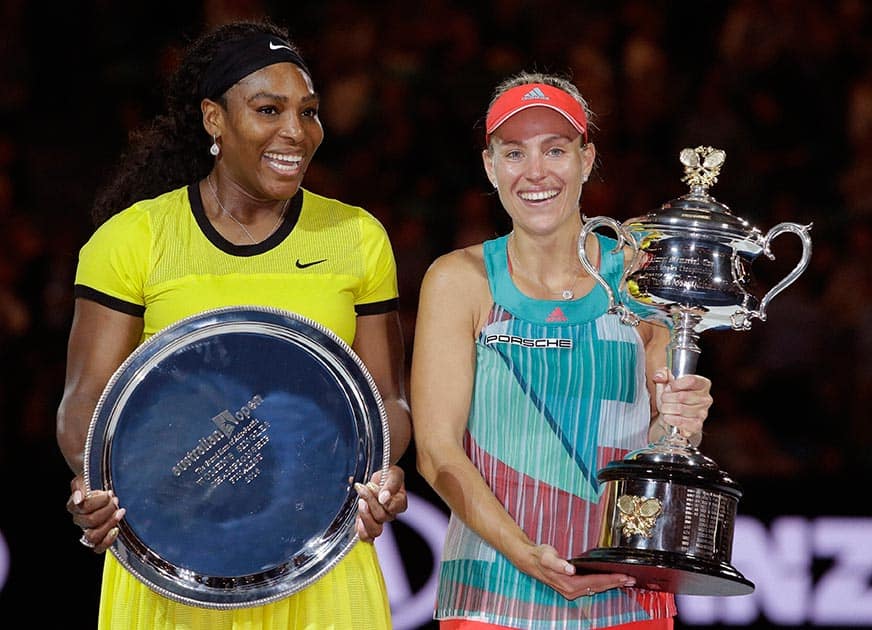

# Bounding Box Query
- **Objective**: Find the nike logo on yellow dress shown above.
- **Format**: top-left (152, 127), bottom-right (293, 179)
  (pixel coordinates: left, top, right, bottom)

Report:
top-left (295, 258), bottom-right (327, 269)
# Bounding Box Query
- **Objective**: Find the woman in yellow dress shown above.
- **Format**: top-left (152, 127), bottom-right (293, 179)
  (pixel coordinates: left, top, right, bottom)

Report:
top-left (57, 18), bottom-right (411, 630)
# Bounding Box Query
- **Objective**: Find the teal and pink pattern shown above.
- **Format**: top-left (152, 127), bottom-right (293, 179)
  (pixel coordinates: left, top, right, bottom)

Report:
top-left (435, 234), bottom-right (676, 629)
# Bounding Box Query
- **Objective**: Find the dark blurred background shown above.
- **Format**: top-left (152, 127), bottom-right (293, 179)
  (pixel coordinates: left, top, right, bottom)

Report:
top-left (1, 1), bottom-right (871, 628)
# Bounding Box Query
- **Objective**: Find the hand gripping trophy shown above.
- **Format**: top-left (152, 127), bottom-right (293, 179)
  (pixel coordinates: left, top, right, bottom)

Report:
top-left (571, 146), bottom-right (812, 596)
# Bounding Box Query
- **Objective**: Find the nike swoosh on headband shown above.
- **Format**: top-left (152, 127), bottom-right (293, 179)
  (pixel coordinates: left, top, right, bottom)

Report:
top-left (269, 41), bottom-right (293, 52)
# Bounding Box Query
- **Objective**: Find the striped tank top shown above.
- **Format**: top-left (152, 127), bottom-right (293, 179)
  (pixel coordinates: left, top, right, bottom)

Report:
top-left (435, 233), bottom-right (675, 629)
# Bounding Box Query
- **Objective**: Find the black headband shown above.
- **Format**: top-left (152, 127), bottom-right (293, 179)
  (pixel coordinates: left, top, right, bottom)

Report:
top-left (199, 32), bottom-right (311, 100)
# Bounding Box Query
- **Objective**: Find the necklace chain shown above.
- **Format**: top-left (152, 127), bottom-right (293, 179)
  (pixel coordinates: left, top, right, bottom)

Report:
top-left (508, 233), bottom-right (583, 300)
top-left (206, 175), bottom-right (288, 244)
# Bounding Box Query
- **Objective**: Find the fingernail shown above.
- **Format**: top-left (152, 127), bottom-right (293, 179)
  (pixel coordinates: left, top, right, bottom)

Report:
top-left (113, 496), bottom-right (120, 508)
top-left (72, 490), bottom-right (83, 505)
top-left (366, 481), bottom-right (380, 493)
top-left (378, 490), bottom-right (390, 505)
top-left (108, 527), bottom-right (120, 542)
top-left (623, 577), bottom-right (636, 587)
top-left (354, 482), bottom-right (368, 495)
top-left (114, 508), bottom-right (126, 520)
top-left (358, 498), bottom-right (368, 513)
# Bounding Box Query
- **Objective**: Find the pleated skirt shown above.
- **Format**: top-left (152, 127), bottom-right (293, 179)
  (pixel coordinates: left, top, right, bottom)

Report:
top-left (98, 542), bottom-right (392, 629)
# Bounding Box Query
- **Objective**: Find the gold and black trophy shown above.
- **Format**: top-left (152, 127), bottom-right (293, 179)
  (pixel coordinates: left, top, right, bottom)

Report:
top-left (571, 146), bottom-right (812, 596)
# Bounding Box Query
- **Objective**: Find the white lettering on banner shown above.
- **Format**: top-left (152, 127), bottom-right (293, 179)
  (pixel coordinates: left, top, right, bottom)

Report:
top-left (811, 518), bottom-right (872, 624)
top-left (2, 497), bottom-right (866, 628)
top-left (377, 493), bottom-right (448, 630)
top-left (678, 516), bottom-right (872, 626)
top-left (0, 530), bottom-right (7, 592)
top-left (376, 499), bottom-right (872, 630)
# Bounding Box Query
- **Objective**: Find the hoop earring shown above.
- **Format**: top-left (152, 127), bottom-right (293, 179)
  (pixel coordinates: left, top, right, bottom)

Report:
top-left (210, 135), bottom-right (220, 157)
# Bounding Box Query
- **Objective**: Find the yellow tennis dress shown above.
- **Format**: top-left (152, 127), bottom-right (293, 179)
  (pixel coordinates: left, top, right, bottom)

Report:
top-left (75, 184), bottom-right (399, 629)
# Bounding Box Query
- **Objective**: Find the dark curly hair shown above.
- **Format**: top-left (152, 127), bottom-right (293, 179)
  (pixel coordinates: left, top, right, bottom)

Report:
top-left (91, 19), bottom-right (301, 225)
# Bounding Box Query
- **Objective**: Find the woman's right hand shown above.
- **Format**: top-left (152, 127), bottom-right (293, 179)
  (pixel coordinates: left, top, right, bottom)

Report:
top-left (523, 543), bottom-right (636, 600)
top-left (67, 475), bottom-right (126, 554)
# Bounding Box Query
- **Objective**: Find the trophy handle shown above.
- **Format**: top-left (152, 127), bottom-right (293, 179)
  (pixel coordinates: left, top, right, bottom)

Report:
top-left (578, 215), bottom-right (640, 326)
top-left (746, 222), bottom-right (813, 323)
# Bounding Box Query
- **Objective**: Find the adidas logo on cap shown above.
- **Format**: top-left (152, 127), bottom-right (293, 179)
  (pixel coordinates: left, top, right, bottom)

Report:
top-left (521, 87), bottom-right (549, 101)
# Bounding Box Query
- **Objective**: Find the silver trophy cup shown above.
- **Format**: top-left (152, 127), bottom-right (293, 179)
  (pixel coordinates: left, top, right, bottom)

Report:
top-left (570, 146), bottom-right (812, 596)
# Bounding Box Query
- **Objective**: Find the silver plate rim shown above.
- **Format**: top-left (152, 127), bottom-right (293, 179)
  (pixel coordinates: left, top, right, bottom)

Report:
top-left (84, 305), bottom-right (390, 609)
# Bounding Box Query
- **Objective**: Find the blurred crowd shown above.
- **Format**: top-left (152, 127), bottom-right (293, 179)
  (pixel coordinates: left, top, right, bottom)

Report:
top-left (2, 0), bottom-right (872, 484)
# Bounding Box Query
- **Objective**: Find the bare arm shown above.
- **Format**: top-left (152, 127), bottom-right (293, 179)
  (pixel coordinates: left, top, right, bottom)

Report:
top-left (57, 299), bottom-right (143, 475)
top-left (351, 309), bottom-right (412, 541)
top-left (56, 298), bottom-right (143, 552)
top-left (412, 251), bottom-right (511, 548)
top-left (352, 309), bottom-right (411, 463)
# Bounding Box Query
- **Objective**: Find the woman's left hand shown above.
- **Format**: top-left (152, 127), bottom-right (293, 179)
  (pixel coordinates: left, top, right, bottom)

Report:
top-left (654, 368), bottom-right (713, 439)
top-left (354, 464), bottom-right (407, 542)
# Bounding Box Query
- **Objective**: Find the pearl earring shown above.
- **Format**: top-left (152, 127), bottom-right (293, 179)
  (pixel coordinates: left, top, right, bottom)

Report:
top-left (210, 135), bottom-right (220, 157)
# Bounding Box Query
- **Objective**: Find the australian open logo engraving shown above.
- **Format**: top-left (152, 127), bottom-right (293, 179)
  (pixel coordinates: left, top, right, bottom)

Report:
top-left (211, 394), bottom-right (264, 437)
top-left (171, 430), bottom-right (226, 476)
top-left (171, 394), bottom-right (271, 487)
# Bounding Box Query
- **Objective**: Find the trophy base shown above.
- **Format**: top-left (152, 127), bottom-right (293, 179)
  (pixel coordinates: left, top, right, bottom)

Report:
top-left (571, 548), bottom-right (754, 596)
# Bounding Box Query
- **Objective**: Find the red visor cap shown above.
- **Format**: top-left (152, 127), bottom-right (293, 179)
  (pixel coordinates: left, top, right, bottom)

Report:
top-left (485, 83), bottom-right (588, 143)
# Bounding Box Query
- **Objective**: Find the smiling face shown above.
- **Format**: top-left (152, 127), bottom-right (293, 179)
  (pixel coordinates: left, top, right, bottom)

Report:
top-left (202, 62), bottom-right (323, 201)
top-left (483, 106), bottom-right (595, 236)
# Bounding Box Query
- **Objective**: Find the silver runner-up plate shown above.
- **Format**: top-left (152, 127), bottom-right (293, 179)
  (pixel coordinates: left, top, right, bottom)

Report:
top-left (84, 306), bottom-right (390, 609)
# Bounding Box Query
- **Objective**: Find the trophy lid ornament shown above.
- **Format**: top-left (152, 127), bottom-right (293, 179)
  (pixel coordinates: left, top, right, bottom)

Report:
top-left (679, 146), bottom-right (725, 191)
